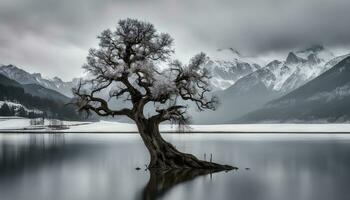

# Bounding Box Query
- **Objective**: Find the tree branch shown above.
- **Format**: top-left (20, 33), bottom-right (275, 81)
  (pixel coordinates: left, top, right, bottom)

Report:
top-left (72, 19), bottom-right (217, 125)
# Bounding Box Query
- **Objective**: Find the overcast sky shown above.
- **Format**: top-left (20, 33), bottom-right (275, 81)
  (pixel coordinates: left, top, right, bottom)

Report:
top-left (1, 0), bottom-right (350, 81)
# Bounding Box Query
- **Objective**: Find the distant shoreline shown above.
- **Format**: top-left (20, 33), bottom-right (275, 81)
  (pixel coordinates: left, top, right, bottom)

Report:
top-left (2, 118), bottom-right (350, 133)
top-left (1, 131), bottom-right (350, 134)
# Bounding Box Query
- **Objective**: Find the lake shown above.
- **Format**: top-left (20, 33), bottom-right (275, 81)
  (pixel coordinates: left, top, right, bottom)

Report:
top-left (0, 133), bottom-right (350, 200)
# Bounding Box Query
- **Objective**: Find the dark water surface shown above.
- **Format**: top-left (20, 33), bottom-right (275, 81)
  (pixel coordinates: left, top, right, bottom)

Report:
top-left (0, 133), bottom-right (350, 200)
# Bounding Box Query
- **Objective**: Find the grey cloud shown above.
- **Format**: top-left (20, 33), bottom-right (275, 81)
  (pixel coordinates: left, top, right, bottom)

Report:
top-left (1, 0), bottom-right (350, 80)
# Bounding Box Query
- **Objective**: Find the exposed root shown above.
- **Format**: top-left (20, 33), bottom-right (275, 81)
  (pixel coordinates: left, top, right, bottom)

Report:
top-left (138, 120), bottom-right (236, 171)
top-left (147, 139), bottom-right (237, 171)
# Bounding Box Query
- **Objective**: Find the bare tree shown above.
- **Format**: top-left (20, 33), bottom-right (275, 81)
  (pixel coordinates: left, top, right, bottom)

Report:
top-left (73, 18), bottom-right (234, 170)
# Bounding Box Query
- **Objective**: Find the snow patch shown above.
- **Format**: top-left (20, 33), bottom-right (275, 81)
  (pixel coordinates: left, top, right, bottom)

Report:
top-left (3, 119), bottom-right (350, 133)
top-left (0, 101), bottom-right (43, 115)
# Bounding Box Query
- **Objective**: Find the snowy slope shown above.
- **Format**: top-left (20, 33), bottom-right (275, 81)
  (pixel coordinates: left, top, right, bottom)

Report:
top-left (248, 45), bottom-right (335, 93)
top-left (191, 46), bottom-right (346, 124)
top-left (204, 48), bottom-right (262, 90)
top-left (202, 45), bottom-right (336, 92)
top-left (237, 55), bottom-right (350, 123)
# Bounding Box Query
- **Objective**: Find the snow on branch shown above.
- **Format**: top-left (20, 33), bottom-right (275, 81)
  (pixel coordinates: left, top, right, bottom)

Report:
top-left (72, 18), bottom-right (218, 124)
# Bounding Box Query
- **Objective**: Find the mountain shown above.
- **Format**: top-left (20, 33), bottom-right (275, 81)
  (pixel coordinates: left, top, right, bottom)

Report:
top-left (21, 84), bottom-right (70, 103)
top-left (203, 45), bottom-right (333, 92)
top-left (236, 55), bottom-right (350, 123)
top-left (241, 45), bottom-right (334, 94)
top-left (0, 66), bottom-right (71, 103)
top-left (0, 64), bottom-right (76, 97)
top-left (0, 71), bottom-right (21, 87)
top-left (204, 48), bottom-right (262, 90)
top-left (0, 74), bottom-right (81, 120)
top-left (190, 74), bottom-right (282, 124)
top-left (1, 45), bottom-right (345, 123)
top-left (191, 45), bottom-right (340, 124)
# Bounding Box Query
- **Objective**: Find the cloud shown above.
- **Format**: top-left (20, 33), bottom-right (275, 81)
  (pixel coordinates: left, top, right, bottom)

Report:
top-left (1, 0), bottom-right (350, 80)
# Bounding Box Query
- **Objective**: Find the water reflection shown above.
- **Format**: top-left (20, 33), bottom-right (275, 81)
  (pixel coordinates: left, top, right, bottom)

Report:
top-left (142, 168), bottom-right (232, 200)
top-left (0, 133), bottom-right (350, 200)
top-left (0, 134), bottom-right (66, 175)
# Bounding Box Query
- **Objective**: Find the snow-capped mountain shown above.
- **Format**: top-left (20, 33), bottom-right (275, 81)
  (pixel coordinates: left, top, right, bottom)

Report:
top-left (239, 45), bottom-right (335, 94)
top-left (204, 48), bottom-right (262, 90)
top-left (0, 73), bottom-right (83, 120)
top-left (203, 45), bottom-right (334, 92)
top-left (0, 64), bottom-right (77, 97)
top-left (191, 45), bottom-right (347, 124)
top-left (237, 55), bottom-right (350, 123)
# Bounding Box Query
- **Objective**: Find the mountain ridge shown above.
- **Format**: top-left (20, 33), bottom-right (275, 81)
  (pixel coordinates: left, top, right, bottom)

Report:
top-left (191, 45), bottom-right (346, 124)
top-left (0, 73), bottom-right (81, 120)
top-left (236, 55), bottom-right (350, 123)
top-left (0, 64), bottom-right (77, 97)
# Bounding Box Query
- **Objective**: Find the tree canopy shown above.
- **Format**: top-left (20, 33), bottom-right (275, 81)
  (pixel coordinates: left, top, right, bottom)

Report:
top-left (73, 18), bottom-right (218, 125)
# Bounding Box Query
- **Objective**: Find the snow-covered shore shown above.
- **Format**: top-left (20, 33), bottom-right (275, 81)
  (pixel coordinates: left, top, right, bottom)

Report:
top-left (67, 121), bottom-right (350, 133)
top-left (1, 117), bottom-right (350, 133)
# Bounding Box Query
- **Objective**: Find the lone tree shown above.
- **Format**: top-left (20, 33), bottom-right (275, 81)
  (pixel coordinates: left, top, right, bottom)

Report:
top-left (73, 18), bottom-right (234, 170)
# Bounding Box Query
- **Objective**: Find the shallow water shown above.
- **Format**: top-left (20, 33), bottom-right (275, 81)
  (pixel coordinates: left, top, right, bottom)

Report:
top-left (0, 133), bottom-right (350, 200)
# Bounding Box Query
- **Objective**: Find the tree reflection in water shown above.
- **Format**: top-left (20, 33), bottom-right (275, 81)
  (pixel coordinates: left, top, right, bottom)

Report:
top-left (142, 168), bottom-right (234, 200)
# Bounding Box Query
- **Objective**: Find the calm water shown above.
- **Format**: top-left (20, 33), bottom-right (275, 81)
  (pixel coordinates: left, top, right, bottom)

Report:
top-left (0, 133), bottom-right (350, 200)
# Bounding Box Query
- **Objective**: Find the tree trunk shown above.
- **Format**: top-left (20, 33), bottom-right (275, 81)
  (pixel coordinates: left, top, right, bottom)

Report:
top-left (136, 119), bottom-right (236, 170)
